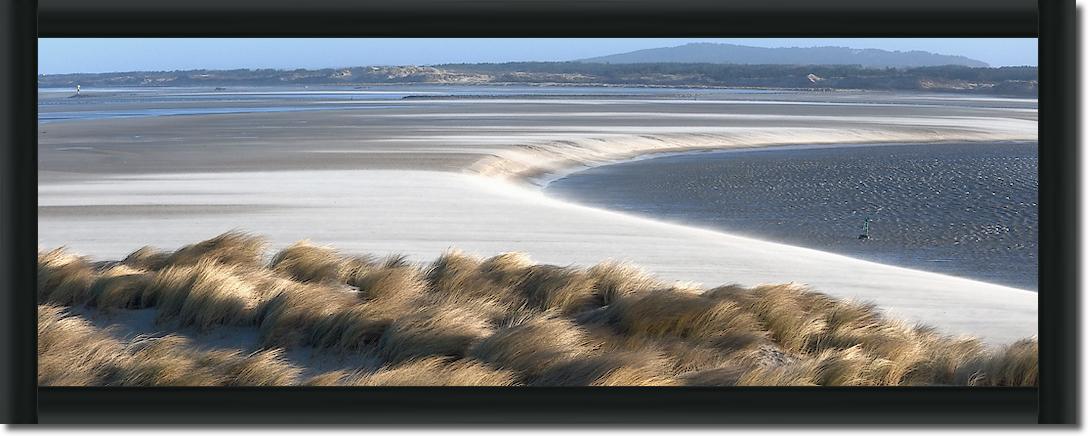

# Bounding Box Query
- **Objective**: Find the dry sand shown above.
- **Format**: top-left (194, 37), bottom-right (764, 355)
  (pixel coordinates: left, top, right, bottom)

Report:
top-left (38, 90), bottom-right (1038, 345)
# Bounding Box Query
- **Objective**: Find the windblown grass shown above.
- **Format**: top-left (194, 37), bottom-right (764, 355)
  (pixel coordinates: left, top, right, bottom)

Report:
top-left (377, 305), bottom-right (492, 363)
top-left (163, 231), bottom-right (267, 268)
top-left (346, 357), bottom-right (519, 386)
top-left (122, 246), bottom-right (170, 271)
top-left (38, 304), bottom-right (127, 386)
top-left (38, 232), bottom-right (1039, 387)
top-left (594, 288), bottom-right (767, 351)
top-left (38, 248), bottom-right (96, 306)
top-left (87, 264), bottom-right (150, 310)
top-left (534, 349), bottom-right (679, 386)
top-left (966, 339), bottom-right (1039, 386)
top-left (269, 241), bottom-right (374, 284)
top-left (258, 282), bottom-right (361, 348)
top-left (470, 315), bottom-right (597, 383)
top-left (38, 305), bottom-right (302, 386)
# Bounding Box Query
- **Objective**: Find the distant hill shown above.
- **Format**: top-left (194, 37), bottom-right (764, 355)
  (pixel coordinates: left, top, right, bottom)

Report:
top-left (580, 43), bottom-right (989, 68)
top-left (38, 63), bottom-right (1037, 96)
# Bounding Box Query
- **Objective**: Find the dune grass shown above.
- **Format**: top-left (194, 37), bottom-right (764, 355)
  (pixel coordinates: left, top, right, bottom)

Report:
top-left (345, 357), bottom-right (519, 387)
top-left (38, 305), bottom-right (302, 386)
top-left (38, 232), bottom-right (1039, 387)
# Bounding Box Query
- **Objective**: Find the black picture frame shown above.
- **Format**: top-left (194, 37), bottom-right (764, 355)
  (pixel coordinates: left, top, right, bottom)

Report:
top-left (2, 0), bottom-right (1076, 425)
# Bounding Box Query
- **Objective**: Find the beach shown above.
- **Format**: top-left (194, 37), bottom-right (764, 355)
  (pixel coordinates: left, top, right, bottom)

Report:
top-left (38, 86), bottom-right (1038, 346)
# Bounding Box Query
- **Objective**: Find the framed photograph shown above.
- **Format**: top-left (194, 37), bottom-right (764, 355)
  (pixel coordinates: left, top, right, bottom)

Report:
top-left (1, 0), bottom-right (1075, 424)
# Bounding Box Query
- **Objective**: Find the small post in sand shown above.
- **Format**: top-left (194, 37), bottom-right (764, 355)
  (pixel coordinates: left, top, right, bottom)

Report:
top-left (75, 84), bottom-right (80, 96)
top-left (858, 217), bottom-right (872, 240)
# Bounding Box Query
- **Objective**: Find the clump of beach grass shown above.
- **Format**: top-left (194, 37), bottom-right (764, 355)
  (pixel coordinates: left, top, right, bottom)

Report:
top-left (516, 265), bottom-right (600, 314)
top-left (163, 231), bottom-right (267, 268)
top-left (347, 357), bottom-right (519, 386)
top-left (585, 261), bottom-right (660, 305)
top-left (269, 241), bottom-right (375, 284)
top-left (38, 305), bottom-right (302, 386)
top-left (965, 339), bottom-right (1039, 386)
top-left (37, 232), bottom-right (1040, 387)
top-left (257, 282), bottom-right (361, 348)
top-left (151, 260), bottom-right (264, 331)
top-left (86, 264), bottom-right (150, 310)
top-left (534, 349), bottom-right (679, 386)
top-left (377, 305), bottom-right (493, 363)
top-left (595, 288), bottom-right (767, 351)
top-left (38, 248), bottom-right (96, 306)
top-left (470, 315), bottom-right (596, 383)
top-left (122, 246), bottom-right (170, 271)
top-left (38, 304), bottom-right (127, 386)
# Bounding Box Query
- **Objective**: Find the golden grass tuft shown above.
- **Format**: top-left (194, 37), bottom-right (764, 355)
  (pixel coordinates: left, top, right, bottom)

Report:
top-left (164, 231), bottom-right (267, 268)
top-left (427, 250), bottom-right (485, 294)
top-left (470, 315), bottom-right (596, 382)
top-left (38, 235), bottom-right (1039, 387)
top-left (122, 246), bottom-right (170, 271)
top-left (581, 324), bottom-right (745, 376)
top-left (265, 262), bottom-right (434, 351)
top-left (38, 248), bottom-right (96, 305)
top-left (516, 265), bottom-right (600, 314)
top-left (599, 288), bottom-right (767, 351)
top-left (269, 241), bottom-right (375, 284)
top-left (348, 357), bottom-right (519, 386)
top-left (114, 337), bottom-right (302, 386)
top-left (307, 305), bottom-right (393, 351)
top-left (113, 336), bottom-right (226, 386)
top-left (205, 348), bottom-right (303, 386)
top-left (900, 336), bottom-right (987, 385)
top-left (680, 365), bottom-right (748, 386)
top-left (38, 304), bottom-right (127, 386)
top-left (585, 261), bottom-right (660, 306)
top-left (86, 264), bottom-right (151, 310)
top-left (427, 251), bottom-right (514, 303)
top-left (257, 282), bottom-right (360, 348)
top-left (535, 349), bottom-right (679, 386)
top-left (377, 305), bottom-right (493, 363)
top-left (38, 305), bottom-right (302, 386)
top-left (478, 252), bottom-right (534, 281)
top-left (303, 370), bottom-right (354, 386)
top-left (151, 261), bottom-right (263, 330)
top-left (269, 241), bottom-right (346, 283)
top-left (424, 251), bottom-right (537, 323)
top-left (738, 284), bottom-right (828, 353)
top-left (349, 263), bottom-right (428, 305)
top-left (967, 339), bottom-right (1039, 386)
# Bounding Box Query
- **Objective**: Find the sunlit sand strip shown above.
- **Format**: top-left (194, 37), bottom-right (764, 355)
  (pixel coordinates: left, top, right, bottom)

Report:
top-left (466, 122), bottom-right (1036, 184)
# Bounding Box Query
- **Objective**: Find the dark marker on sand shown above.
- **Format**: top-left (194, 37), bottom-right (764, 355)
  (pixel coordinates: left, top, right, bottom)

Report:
top-left (858, 217), bottom-right (872, 240)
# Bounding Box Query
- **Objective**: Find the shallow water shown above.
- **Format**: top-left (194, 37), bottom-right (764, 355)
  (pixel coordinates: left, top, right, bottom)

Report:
top-left (36, 104), bottom-right (402, 124)
top-left (547, 142), bottom-right (1039, 290)
top-left (36, 85), bottom-right (793, 123)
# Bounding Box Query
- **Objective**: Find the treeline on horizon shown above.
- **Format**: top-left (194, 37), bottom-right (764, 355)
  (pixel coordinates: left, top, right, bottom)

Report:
top-left (38, 62), bottom-right (1039, 96)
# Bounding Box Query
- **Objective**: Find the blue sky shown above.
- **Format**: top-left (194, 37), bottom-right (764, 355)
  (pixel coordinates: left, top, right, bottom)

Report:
top-left (38, 38), bottom-right (1038, 74)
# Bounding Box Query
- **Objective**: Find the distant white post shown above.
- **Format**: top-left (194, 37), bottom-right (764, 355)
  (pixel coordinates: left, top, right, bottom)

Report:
top-left (75, 84), bottom-right (80, 95)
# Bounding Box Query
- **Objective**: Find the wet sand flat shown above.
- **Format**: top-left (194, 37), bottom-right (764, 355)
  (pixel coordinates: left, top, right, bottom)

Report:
top-left (38, 90), bottom-right (1035, 181)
